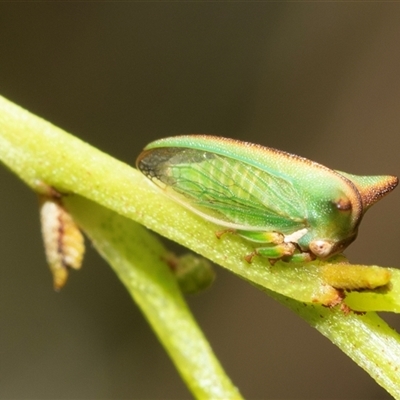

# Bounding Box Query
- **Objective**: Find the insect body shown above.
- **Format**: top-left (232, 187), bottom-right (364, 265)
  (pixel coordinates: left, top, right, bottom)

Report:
top-left (136, 135), bottom-right (398, 262)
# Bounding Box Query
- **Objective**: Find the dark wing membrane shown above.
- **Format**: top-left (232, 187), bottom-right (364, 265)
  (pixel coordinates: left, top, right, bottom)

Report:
top-left (139, 148), bottom-right (308, 233)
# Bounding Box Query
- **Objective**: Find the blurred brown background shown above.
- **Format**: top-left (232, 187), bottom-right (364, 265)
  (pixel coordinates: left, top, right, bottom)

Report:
top-left (1, 4), bottom-right (399, 399)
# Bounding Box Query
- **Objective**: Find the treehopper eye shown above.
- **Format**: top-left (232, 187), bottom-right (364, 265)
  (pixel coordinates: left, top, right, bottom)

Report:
top-left (136, 135), bottom-right (398, 263)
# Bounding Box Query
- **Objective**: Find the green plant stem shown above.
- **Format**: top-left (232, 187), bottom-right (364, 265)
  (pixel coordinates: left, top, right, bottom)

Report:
top-left (1, 94), bottom-right (400, 398)
top-left (66, 195), bottom-right (241, 399)
top-left (0, 95), bottom-right (399, 310)
top-left (267, 291), bottom-right (400, 398)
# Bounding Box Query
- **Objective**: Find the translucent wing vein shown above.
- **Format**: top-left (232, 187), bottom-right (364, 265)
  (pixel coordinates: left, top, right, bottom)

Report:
top-left (141, 148), bottom-right (308, 233)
